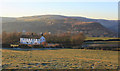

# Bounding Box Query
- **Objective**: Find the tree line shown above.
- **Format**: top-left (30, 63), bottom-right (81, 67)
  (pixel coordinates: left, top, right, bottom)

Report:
top-left (2, 31), bottom-right (86, 48)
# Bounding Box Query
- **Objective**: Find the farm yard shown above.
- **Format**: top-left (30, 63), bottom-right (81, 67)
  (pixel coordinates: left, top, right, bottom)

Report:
top-left (2, 48), bottom-right (119, 69)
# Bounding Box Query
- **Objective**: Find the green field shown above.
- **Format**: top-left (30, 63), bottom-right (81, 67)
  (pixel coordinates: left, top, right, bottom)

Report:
top-left (2, 49), bottom-right (118, 69)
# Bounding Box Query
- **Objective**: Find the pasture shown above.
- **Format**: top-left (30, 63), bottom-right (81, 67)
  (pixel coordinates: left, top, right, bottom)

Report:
top-left (85, 37), bottom-right (120, 40)
top-left (2, 49), bottom-right (118, 69)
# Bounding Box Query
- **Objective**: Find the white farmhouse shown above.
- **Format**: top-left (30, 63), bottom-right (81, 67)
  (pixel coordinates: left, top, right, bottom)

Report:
top-left (20, 36), bottom-right (46, 45)
top-left (40, 36), bottom-right (46, 44)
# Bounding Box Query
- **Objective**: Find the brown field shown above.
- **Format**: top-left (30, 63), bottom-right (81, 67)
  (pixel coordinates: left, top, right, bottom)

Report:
top-left (2, 49), bottom-right (119, 69)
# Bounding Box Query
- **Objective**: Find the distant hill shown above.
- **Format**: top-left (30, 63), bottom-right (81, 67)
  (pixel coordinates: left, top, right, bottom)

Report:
top-left (2, 15), bottom-right (118, 32)
top-left (1, 15), bottom-right (118, 37)
top-left (0, 17), bottom-right (17, 23)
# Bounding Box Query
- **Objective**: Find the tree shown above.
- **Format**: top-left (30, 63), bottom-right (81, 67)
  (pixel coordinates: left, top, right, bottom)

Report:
top-left (71, 32), bottom-right (86, 48)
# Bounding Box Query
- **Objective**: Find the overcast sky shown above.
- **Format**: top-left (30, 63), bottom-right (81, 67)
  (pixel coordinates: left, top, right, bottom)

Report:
top-left (0, 0), bottom-right (119, 20)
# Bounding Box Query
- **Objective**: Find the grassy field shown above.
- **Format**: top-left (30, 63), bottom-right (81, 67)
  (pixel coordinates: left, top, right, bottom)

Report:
top-left (85, 37), bottom-right (120, 40)
top-left (2, 49), bottom-right (118, 69)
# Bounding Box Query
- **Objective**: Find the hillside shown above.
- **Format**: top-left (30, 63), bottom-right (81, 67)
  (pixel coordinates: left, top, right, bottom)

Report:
top-left (2, 15), bottom-right (117, 37)
top-left (0, 17), bottom-right (17, 23)
top-left (71, 22), bottom-right (115, 37)
top-left (17, 15), bottom-right (118, 32)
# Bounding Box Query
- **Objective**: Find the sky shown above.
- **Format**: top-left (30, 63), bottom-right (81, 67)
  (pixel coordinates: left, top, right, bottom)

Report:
top-left (0, 0), bottom-right (119, 20)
